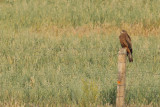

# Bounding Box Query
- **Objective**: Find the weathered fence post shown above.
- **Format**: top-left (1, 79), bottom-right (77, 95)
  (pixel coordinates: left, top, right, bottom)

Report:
top-left (116, 48), bottom-right (126, 107)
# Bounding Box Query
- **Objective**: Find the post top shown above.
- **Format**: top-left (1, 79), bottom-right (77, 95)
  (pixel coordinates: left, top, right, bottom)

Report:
top-left (119, 48), bottom-right (127, 54)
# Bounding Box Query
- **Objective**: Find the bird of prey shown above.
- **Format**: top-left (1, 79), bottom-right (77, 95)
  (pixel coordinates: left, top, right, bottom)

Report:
top-left (119, 30), bottom-right (133, 62)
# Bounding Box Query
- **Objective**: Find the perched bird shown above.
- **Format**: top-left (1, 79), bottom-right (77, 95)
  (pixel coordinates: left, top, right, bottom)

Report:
top-left (119, 30), bottom-right (133, 62)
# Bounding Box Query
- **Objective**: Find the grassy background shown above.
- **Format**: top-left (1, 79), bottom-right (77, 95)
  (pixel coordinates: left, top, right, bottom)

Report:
top-left (1, 0), bottom-right (160, 34)
top-left (0, 0), bottom-right (160, 106)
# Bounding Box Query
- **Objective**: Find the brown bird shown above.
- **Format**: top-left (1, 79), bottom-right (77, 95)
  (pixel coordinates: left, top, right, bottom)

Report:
top-left (119, 30), bottom-right (133, 62)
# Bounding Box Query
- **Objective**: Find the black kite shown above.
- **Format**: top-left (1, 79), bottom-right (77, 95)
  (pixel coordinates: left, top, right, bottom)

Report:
top-left (119, 30), bottom-right (133, 62)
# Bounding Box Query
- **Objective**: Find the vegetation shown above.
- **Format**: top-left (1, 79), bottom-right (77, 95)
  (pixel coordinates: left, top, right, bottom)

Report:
top-left (1, 0), bottom-right (160, 34)
top-left (0, 0), bottom-right (160, 106)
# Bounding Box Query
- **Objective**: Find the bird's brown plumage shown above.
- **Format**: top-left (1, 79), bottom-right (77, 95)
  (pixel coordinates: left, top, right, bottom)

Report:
top-left (119, 30), bottom-right (133, 62)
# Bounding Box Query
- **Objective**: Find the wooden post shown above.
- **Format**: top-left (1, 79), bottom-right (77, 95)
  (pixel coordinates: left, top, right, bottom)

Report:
top-left (116, 48), bottom-right (127, 107)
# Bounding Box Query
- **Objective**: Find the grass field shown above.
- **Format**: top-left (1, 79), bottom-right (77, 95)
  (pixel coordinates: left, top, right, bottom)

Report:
top-left (1, 0), bottom-right (160, 35)
top-left (0, 0), bottom-right (160, 106)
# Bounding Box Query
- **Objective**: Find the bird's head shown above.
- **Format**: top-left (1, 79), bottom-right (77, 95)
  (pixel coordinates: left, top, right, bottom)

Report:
top-left (120, 30), bottom-right (127, 34)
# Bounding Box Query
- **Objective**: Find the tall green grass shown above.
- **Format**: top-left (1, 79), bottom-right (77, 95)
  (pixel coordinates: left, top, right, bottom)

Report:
top-left (0, 30), bottom-right (160, 106)
top-left (1, 0), bottom-right (160, 30)
top-left (0, 0), bottom-right (160, 106)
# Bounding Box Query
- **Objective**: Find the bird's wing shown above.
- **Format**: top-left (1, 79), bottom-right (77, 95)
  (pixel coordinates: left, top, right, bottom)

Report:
top-left (125, 34), bottom-right (132, 49)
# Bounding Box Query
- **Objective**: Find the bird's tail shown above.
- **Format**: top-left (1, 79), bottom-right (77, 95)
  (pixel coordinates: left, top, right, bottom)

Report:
top-left (128, 53), bottom-right (133, 62)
